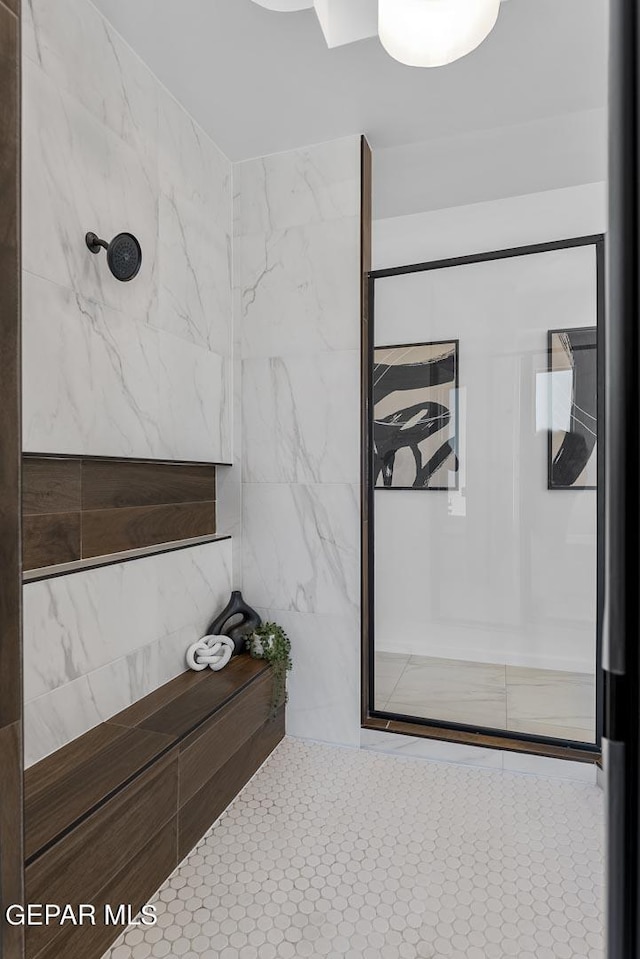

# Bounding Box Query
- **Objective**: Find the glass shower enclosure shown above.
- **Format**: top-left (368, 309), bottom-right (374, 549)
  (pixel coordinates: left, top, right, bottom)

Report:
top-left (368, 235), bottom-right (604, 752)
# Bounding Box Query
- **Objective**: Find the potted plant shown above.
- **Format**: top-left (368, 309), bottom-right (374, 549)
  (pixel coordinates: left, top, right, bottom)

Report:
top-left (246, 622), bottom-right (292, 717)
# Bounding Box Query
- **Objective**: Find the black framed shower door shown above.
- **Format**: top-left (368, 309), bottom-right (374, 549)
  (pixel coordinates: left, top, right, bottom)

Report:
top-left (362, 235), bottom-right (605, 760)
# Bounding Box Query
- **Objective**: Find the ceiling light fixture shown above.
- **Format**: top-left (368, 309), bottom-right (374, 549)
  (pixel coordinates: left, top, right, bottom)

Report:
top-left (250, 0), bottom-right (313, 10)
top-left (378, 0), bottom-right (501, 68)
top-left (250, 0), bottom-right (505, 66)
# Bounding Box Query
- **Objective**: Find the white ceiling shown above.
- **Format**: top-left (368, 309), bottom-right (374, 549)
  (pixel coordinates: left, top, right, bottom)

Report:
top-left (92, 0), bottom-right (607, 162)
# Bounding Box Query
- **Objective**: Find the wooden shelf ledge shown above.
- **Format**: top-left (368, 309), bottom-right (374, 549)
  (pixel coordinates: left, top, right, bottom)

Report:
top-left (23, 533), bottom-right (231, 583)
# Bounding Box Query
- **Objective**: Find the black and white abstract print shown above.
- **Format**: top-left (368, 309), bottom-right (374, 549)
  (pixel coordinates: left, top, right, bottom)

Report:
top-left (373, 341), bottom-right (459, 490)
top-left (548, 326), bottom-right (597, 490)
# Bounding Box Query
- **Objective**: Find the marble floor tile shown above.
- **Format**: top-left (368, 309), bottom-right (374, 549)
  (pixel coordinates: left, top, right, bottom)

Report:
top-left (388, 656), bottom-right (508, 729)
top-left (103, 737), bottom-right (604, 959)
top-left (373, 651), bottom-right (409, 708)
top-left (377, 654), bottom-right (597, 743)
top-left (506, 665), bottom-right (596, 744)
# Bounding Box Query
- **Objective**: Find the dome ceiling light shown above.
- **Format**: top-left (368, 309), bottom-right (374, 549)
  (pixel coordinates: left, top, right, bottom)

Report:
top-left (379, 0), bottom-right (501, 67)
top-left (251, 0), bottom-right (314, 10)
top-left (250, 0), bottom-right (507, 65)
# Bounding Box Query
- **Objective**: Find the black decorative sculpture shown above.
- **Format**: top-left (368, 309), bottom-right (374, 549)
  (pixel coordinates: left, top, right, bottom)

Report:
top-left (207, 591), bottom-right (262, 655)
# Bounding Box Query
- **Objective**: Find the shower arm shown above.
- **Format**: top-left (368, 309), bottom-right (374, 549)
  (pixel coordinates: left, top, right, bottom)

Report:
top-left (85, 232), bottom-right (109, 254)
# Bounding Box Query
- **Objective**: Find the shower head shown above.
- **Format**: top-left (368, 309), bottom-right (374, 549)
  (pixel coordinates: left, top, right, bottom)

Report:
top-left (85, 231), bottom-right (142, 282)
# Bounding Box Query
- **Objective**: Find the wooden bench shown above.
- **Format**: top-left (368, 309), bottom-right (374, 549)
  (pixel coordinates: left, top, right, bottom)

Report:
top-left (24, 656), bottom-right (284, 959)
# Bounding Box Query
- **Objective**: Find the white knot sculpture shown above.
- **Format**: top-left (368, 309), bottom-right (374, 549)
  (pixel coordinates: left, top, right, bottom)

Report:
top-left (186, 634), bottom-right (235, 672)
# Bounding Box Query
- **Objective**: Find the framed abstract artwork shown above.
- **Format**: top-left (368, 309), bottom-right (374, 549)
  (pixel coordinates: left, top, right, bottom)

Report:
top-left (547, 326), bottom-right (597, 490)
top-left (373, 340), bottom-right (459, 490)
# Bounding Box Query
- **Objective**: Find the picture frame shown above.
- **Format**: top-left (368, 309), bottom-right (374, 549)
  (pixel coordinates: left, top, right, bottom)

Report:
top-left (547, 326), bottom-right (597, 491)
top-left (373, 339), bottom-right (459, 491)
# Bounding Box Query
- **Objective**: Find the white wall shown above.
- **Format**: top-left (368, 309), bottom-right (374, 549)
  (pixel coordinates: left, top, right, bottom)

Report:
top-left (21, 0), bottom-right (235, 764)
top-left (373, 111), bottom-right (607, 221)
top-left (373, 184), bottom-right (605, 673)
top-left (234, 137), bottom-right (362, 747)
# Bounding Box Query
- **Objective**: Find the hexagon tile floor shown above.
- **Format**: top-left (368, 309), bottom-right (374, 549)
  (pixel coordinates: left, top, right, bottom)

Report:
top-left (103, 737), bottom-right (604, 959)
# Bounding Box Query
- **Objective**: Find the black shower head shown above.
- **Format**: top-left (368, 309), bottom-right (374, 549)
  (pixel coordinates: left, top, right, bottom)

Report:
top-left (85, 231), bottom-right (142, 282)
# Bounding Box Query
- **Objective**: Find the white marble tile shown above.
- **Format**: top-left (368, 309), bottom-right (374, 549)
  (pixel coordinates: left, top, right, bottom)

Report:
top-left (243, 483), bottom-right (359, 616)
top-left (21, 0), bottom-right (236, 768)
top-left (161, 338), bottom-right (230, 465)
top-left (24, 538), bottom-right (233, 703)
top-left (25, 674), bottom-right (104, 768)
top-left (233, 137), bottom-right (362, 754)
top-left (242, 351), bottom-right (360, 484)
top-left (234, 136), bottom-right (361, 237)
top-left (158, 83), bottom-right (231, 229)
top-left (22, 272), bottom-right (229, 461)
top-left (22, 0), bottom-right (39, 64)
top-left (257, 607), bottom-right (361, 747)
top-left (156, 188), bottom-right (232, 355)
top-left (23, 0), bottom-right (158, 171)
top-left (360, 727), bottom-right (505, 770)
top-left (362, 726), bottom-right (597, 783)
top-left (24, 621), bottom-right (209, 767)
top-left (24, 566), bottom-right (142, 704)
top-left (235, 217), bottom-right (360, 359)
top-left (388, 657), bottom-right (508, 730)
top-left (85, 623), bottom-right (202, 723)
top-left (216, 464), bottom-right (242, 537)
top-left (503, 751), bottom-right (598, 784)
top-left (216, 465), bottom-right (242, 578)
top-left (216, 356), bottom-right (243, 584)
top-left (373, 651), bottom-right (408, 707)
top-left (506, 664), bottom-right (596, 743)
top-left (23, 58), bottom-right (158, 323)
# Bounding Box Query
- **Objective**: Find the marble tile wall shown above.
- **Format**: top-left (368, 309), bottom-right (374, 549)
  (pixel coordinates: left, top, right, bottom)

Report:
top-left (23, 538), bottom-right (232, 766)
top-left (21, 0), bottom-right (238, 765)
top-left (234, 137), bottom-right (362, 747)
top-left (22, 0), bottom-right (232, 462)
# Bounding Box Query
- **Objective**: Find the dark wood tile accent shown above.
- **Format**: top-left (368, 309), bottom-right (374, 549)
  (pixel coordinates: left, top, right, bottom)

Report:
top-left (26, 752), bottom-right (178, 957)
top-left (30, 820), bottom-right (178, 959)
top-left (179, 670), bottom-right (272, 805)
top-left (22, 457), bottom-right (82, 514)
top-left (0, 0), bottom-right (19, 17)
top-left (361, 717), bottom-right (599, 763)
top-left (133, 656), bottom-right (269, 741)
top-left (361, 135), bottom-right (372, 311)
top-left (82, 459), bottom-right (216, 510)
top-left (25, 723), bottom-right (131, 799)
top-left (0, 1), bottom-right (22, 952)
top-left (178, 709), bottom-right (285, 861)
top-left (360, 135), bottom-right (372, 726)
top-left (22, 456), bottom-right (218, 571)
top-left (113, 656), bottom-right (268, 740)
top-left (0, 723), bottom-right (24, 959)
top-left (23, 659), bottom-right (271, 853)
top-left (22, 512), bottom-right (81, 570)
top-left (25, 723), bottom-right (174, 860)
top-left (0, 0), bottom-right (21, 731)
top-left (24, 662), bottom-right (284, 959)
top-left (109, 669), bottom-right (211, 728)
top-left (82, 502), bottom-right (215, 557)
top-left (23, 535), bottom-right (230, 583)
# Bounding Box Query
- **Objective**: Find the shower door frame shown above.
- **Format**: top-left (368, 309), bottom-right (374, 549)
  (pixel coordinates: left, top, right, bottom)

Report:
top-left (361, 234), bottom-right (605, 761)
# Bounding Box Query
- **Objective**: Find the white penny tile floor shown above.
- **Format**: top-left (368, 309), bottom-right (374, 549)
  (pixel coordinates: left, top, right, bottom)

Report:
top-left (103, 737), bottom-right (604, 959)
